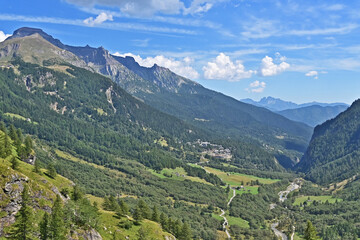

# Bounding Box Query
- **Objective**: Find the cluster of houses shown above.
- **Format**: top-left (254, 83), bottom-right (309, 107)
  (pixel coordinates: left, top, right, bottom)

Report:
top-left (195, 139), bottom-right (232, 161)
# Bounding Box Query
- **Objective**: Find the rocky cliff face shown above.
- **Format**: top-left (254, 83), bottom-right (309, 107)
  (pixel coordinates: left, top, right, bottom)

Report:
top-left (0, 172), bottom-right (28, 235)
top-left (69, 228), bottom-right (103, 240)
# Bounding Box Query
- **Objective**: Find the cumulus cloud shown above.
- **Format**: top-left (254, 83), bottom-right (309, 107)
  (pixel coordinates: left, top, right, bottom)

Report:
top-left (259, 55), bottom-right (290, 77)
top-left (0, 31), bottom-right (11, 42)
top-left (83, 12), bottom-right (113, 26)
top-left (246, 80), bottom-right (266, 93)
top-left (305, 70), bottom-right (319, 79)
top-left (67, 0), bottom-right (185, 17)
top-left (114, 52), bottom-right (199, 79)
top-left (202, 53), bottom-right (255, 81)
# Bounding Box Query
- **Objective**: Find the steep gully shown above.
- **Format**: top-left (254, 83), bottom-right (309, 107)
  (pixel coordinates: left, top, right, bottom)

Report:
top-left (271, 179), bottom-right (302, 240)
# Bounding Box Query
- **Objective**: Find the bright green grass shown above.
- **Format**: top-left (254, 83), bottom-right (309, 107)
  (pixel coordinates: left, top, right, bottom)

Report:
top-left (4, 113), bottom-right (38, 125)
top-left (87, 196), bottom-right (174, 240)
top-left (235, 186), bottom-right (259, 196)
top-left (212, 213), bottom-right (224, 221)
top-left (227, 216), bottom-right (250, 228)
top-left (205, 167), bottom-right (278, 194)
top-left (148, 167), bottom-right (211, 185)
top-left (187, 163), bottom-right (203, 169)
top-left (293, 195), bottom-right (342, 206)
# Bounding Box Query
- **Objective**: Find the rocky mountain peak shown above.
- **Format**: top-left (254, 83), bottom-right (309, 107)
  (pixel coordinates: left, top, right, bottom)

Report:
top-left (9, 27), bottom-right (65, 49)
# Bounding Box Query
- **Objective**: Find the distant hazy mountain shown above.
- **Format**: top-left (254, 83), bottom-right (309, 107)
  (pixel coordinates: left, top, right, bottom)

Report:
top-left (278, 105), bottom-right (348, 127)
top-left (2, 27), bottom-right (313, 161)
top-left (241, 96), bottom-right (348, 112)
top-left (297, 99), bottom-right (360, 184)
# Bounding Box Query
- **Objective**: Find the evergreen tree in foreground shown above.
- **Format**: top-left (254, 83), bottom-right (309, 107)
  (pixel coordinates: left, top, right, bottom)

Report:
top-left (47, 163), bottom-right (57, 179)
top-left (33, 158), bottom-right (41, 174)
top-left (304, 220), bottom-right (319, 240)
top-left (10, 184), bottom-right (34, 240)
top-left (179, 222), bottom-right (192, 240)
top-left (11, 156), bottom-right (19, 170)
top-left (40, 212), bottom-right (49, 240)
top-left (49, 195), bottom-right (65, 240)
top-left (151, 205), bottom-right (160, 223)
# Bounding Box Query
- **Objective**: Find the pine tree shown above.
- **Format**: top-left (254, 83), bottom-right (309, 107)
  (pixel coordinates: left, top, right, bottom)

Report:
top-left (304, 220), bottom-right (319, 240)
top-left (71, 185), bottom-right (83, 201)
top-left (40, 212), bottom-right (49, 240)
top-left (49, 195), bottom-right (65, 240)
top-left (138, 199), bottom-right (150, 219)
top-left (174, 219), bottom-right (182, 238)
top-left (24, 136), bottom-right (33, 156)
top-left (8, 124), bottom-right (18, 141)
top-left (3, 131), bottom-right (12, 158)
top-left (15, 128), bottom-right (23, 151)
top-left (133, 205), bottom-right (143, 223)
top-left (0, 121), bottom-right (5, 132)
top-left (151, 206), bottom-right (160, 223)
top-left (33, 158), bottom-right (41, 174)
top-left (11, 156), bottom-right (19, 170)
top-left (160, 213), bottom-right (168, 231)
top-left (118, 199), bottom-right (129, 217)
top-left (179, 222), bottom-right (192, 240)
top-left (10, 184), bottom-right (34, 239)
top-left (47, 163), bottom-right (57, 179)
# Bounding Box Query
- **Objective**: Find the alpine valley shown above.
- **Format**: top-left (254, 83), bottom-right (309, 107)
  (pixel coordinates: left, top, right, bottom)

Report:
top-left (1, 27), bottom-right (360, 240)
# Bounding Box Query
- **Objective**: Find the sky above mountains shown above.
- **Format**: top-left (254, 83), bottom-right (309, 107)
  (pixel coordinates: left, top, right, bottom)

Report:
top-left (1, 0), bottom-right (359, 104)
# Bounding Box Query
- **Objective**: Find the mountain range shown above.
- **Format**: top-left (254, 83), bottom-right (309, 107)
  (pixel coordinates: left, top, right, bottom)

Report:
top-left (2, 26), bottom-right (360, 240)
top-left (1, 27), bottom-right (314, 165)
top-left (242, 97), bottom-right (348, 127)
top-left (241, 96), bottom-right (348, 111)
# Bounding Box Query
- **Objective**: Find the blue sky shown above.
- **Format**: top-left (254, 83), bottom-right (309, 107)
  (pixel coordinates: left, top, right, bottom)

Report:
top-left (1, 0), bottom-right (360, 104)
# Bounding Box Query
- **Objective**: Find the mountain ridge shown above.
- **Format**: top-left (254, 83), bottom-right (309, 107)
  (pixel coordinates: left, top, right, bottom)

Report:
top-left (242, 96), bottom-right (348, 111)
top-left (1, 27), bottom-right (313, 163)
top-left (297, 99), bottom-right (360, 184)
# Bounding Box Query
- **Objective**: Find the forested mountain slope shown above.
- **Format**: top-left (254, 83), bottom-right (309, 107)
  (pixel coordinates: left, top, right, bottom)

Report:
top-left (5, 27), bottom-right (313, 160)
top-left (114, 55), bottom-right (312, 152)
top-left (297, 99), bottom-right (360, 184)
top-left (0, 125), bottom-right (178, 240)
top-left (0, 62), bottom-right (230, 239)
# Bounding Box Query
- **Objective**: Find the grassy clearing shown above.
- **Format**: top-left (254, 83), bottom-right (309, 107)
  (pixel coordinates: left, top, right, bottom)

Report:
top-left (46, 65), bottom-right (74, 77)
top-left (235, 187), bottom-right (259, 196)
top-left (204, 167), bottom-right (279, 189)
top-left (293, 195), bottom-right (342, 206)
top-left (55, 149), bottom-right (126, 178)
top-left (4, 113), bottom-right (38, 125)
top-left (227, 216), bottom-right (250, 228)
top-left (187, 163), bottom-right (203, 169)
top-left (148, 167), bottom-right (211, 185)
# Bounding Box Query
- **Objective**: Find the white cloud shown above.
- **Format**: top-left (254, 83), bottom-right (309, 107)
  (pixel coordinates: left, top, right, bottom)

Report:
top-left (0, 14), bottom-right (194, 35)
top-left (305, 70), bottom-right (318, 79)
top-left (83, 12), bottom-right (113, 26)
top-left (246, 80), bottom-right (266, 93)
top-left (202, 53), bottom-right (255, 81)
top-left (113, 52), bottom-right (199, 79)
top-left (0, 31), bottom-right (11, 42)
top-left (67, 0), bottom-right (185, 17)
top-left (259, 55), bottom-right (290, 77)
top-left (288, 24), bottom-right (358, 36)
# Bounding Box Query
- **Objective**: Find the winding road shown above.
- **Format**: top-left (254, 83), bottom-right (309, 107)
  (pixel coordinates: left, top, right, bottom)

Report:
top-left (220, 188), bottom-right (236, 239)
